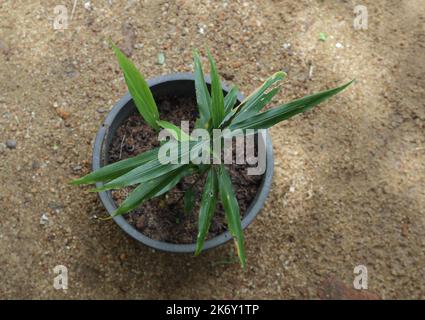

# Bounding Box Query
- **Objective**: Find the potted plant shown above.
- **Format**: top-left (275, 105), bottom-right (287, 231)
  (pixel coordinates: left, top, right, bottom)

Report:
top-left (72, 43), bottom-right (352, 268)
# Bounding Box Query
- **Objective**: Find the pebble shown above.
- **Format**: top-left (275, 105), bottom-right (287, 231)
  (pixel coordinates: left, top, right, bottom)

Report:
top-left (335, 42), bottom-right (344, 49)
top-left (72, 165), bottom-right (82, 172)
top-left (84, 1), bottom-right (92, 11)
top-left (282, 42), bottom-right (291, 49)
top-left (5, 139), bottom-right (17, 149)
top-left (40, 213), bottom-right (49, 225)
top-left (31, 160), bottom-right (40, 170)
top-left (56, 108), bottom-right (70, 120)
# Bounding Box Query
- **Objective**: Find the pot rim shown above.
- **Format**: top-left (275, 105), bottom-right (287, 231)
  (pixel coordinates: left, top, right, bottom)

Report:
top-left (92, 72), bottom-right (274, 253)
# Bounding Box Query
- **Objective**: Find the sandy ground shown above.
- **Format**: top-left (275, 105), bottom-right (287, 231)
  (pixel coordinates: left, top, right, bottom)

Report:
top-left (0, 0), bottom-right (424, 299)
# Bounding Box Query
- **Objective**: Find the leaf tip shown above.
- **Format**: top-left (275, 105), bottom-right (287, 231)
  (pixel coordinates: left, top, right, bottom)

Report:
top-left (274, 70), bottom-right (287, 80)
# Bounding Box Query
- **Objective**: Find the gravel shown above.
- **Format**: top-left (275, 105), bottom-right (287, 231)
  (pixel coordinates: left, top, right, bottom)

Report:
top-left (5, 139), bottom-right (16, 149)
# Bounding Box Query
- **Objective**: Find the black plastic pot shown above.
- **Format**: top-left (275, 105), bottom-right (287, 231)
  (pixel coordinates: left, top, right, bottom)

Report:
top-left (92, 73), bottom-right (274, 253)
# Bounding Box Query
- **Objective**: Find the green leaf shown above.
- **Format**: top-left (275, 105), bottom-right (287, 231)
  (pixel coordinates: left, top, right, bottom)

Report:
top-left (232, 86), bottom-right (280, 123)
top-left (319, 32), bottom-right (327, 41)
top-left (93, 139), bottom-right (210, 191)
top-left (70, 147), bottom-right (159, 185)
top-left (94, 160), bottom-right (182, 192)
top-left (224, 85), bottom-right (239, 114)
top-left (230, 80), bottom-right (354, 131)
top-left (195, 167), bottom-right (218, 255)
top-left (155, 166), bottom-right (193, 197)
top-left (217, 165), bottom-right (246, 269)
top-left (193, 49), bottom-right (211, 129)
top-left (184, 187), bottom-right (195, 216)
top-left (207, 49), bottom-right (225, 128)
top-left (157, 120), bottom-right (193, 142)
top-left (111, 42), bottom-right (160, 130)
top-left (230, 71), bottom-right (286, 124)
top-left (110, 167), bottom-right (187, 217)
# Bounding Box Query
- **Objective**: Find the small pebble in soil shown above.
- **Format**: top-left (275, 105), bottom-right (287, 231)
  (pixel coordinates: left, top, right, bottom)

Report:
top-left (56, 108), bottom-right (70, 120)
top-left (72, 165), bottom-right (82, 172)
top-left (5, 139), bottom-right (17, 149)
top-left (40, 213), bottom-right (49, 225)
top-left (125, 144), bottom-right (135, 153)
top-left (84, 1), bottom-right (92, 10)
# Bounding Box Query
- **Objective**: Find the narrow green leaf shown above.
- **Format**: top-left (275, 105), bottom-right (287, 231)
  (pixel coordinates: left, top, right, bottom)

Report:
top-left (207, 49), bottom-right (225, 128)
top-left (110, 167), bottom-right (187, 217)
top-left (220, 71), bottom-right (285, 127)
top-left (155, 166), bottom-right (193, 197)
top-left (193, 49), bottom-right (211, 129)
top-left (111, 42), bottom-right (160, 130)
top-left (71, 147), bottom-right (159, 185)
top-left (195, 167), bottom-right (218, 255)
top-left (93, 160), bottom-right (182, 192)
top-left (217, 165), bottom-right (246, 269)
top-left (157, 120), bottom-right (193, 142)
top-left (224, 85), bottom-right (239, 114)
top-left (94, 139), bottom-right (210, 191)
top-left (230, 80), bottom-right (354, 131)
top-left (230, 71), bottom-right (286, 123)
top-left (184, 187), bottom-right (195, 216)
top-left (232, 87), bottom-right (280, 123)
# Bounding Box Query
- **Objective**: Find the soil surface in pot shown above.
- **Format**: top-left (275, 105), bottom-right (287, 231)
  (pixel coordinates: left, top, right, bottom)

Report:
top-left (108, 95), bottom-right (263, 244)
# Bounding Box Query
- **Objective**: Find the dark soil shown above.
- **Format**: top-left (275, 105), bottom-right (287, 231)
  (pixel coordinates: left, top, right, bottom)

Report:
top-left (108, 95), bottom-right (263, 244)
